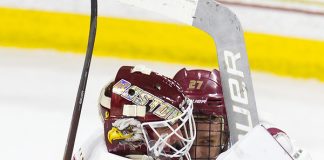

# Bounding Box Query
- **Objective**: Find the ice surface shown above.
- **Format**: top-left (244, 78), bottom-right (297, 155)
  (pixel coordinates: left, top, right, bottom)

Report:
top-left (0, 48), bottom-right (323, 159)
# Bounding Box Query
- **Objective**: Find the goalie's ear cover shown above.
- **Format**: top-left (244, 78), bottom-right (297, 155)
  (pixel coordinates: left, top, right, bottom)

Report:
top-left (98, 80), bottom-right (115, 123)
top-left (99, 81), bottom-right (115, 109)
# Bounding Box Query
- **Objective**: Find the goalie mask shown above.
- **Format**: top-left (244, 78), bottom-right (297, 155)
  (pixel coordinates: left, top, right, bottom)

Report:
top-left (173, 68), bottom-right (229, 160)
top-left (98, 66), bottom-right (196, 159)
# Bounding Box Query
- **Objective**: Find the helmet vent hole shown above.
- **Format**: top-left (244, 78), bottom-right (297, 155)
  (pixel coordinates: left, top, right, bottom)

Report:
top-left (128, 89), bottom-right (135, 96)
top-left (207, 99), bottom-right (223, 106)
top-left (154, 84), bottom-right (161, 90)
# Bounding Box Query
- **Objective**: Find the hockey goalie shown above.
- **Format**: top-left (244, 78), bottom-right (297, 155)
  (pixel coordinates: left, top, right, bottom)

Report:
top-left (73, 65), bottom-right (312, 160)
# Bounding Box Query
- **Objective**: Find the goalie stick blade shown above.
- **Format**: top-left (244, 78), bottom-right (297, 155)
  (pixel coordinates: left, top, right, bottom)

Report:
top-left (115, 0), bottom-right (199, 25)
top-left (115, 0), bottom-right (259, 145)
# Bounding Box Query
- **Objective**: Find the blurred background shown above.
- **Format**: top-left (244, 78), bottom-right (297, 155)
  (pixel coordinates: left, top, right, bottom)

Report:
top-left (0, 0), bottom-right (323, 159)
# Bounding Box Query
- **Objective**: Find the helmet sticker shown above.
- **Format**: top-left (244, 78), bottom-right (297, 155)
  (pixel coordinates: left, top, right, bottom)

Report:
top-left (193, 99), bottom-right (208, 104)
top-left (108, 118), bottom-right (145, 149)
top-left (113, 79), bottom-right (182, 121)
top-left (189, 80), bottom-right (204, 90)
top-left (112, 79), bottom-right (132, 95)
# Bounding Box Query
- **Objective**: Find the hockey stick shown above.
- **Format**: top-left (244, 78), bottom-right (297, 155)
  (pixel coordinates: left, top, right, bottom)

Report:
top-left (63, 0), bottom-right (98, 159)
top-left (115, 0), bottom-right (259, 145)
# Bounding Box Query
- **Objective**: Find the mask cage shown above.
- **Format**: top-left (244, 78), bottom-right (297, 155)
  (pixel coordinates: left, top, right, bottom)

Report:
top-left (141, 99), bottom-right (196, 159)
top-left (190, 115), bottom-right (229, 160)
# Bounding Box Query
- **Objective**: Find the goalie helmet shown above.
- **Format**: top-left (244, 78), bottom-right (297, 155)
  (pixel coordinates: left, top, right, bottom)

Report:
top-left (98, 66), bottom-right (196, 159)
top-left (173, 68), bottom-right (229, 159)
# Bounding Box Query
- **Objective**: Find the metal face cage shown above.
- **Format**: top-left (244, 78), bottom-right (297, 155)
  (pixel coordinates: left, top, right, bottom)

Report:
top-left (190, 115), bottom-right (229, 160)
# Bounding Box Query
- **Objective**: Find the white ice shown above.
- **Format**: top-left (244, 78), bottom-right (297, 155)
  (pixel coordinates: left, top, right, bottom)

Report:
top-left (0, 48), bottom-right (323, 159)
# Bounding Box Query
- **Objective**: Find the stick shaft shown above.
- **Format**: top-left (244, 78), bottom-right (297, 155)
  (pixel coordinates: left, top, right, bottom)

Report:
top-left (63, 0), bottom-right (98, 159)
